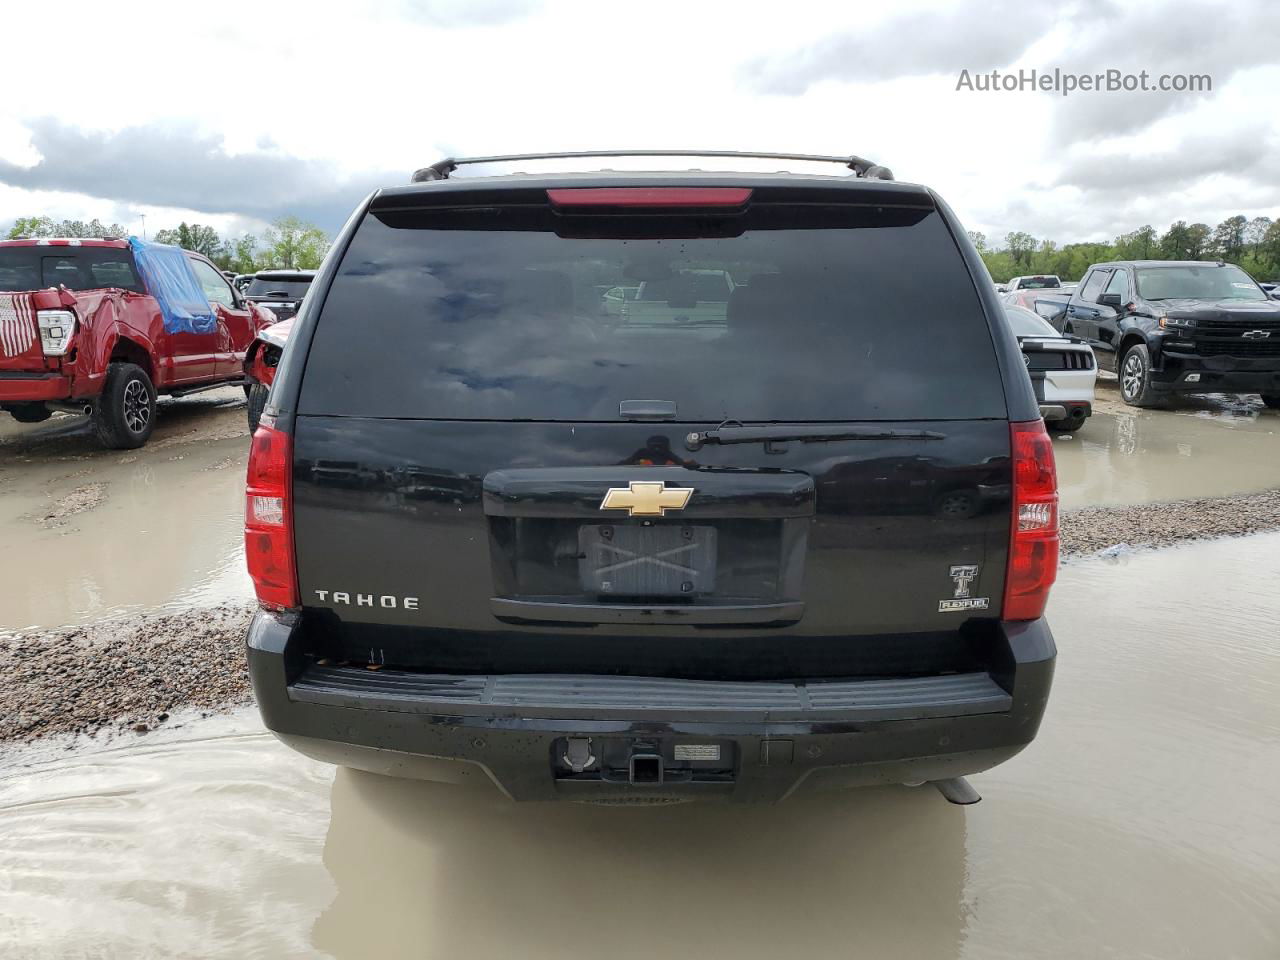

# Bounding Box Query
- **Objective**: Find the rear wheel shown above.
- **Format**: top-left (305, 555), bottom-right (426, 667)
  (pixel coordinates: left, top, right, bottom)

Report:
top-left (934, 489), bottom-right (978, 520)
top-left (7, 403), bottom-right (52, 424)
top-left (1119, 343), bottom-right (1160, 408)
top-left (1262, 395), bottom-right (1280, 409)
top-left (246, 381), bottom-right (269, 433)
top-left (92, 362), bottom-right (156, 449)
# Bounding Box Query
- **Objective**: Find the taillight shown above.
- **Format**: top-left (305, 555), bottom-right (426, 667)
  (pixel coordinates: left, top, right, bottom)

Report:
top-left (37, 309), bottom-right (76, 356)
top-left (1004, 419), bottom-right (1059, 621)
top-left (245, 417), bottom-right (297, 609)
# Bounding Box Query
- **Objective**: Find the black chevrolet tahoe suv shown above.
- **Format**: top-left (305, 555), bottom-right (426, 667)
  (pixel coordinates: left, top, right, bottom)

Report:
top-left (244, 150), bottom-right (1059, 803)
top-left (1053, 260), bottom-right (1280, 407)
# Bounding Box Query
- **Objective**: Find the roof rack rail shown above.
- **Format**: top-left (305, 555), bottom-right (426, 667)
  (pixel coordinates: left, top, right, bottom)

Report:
top-left (410, 150), bottom-right (894, 183)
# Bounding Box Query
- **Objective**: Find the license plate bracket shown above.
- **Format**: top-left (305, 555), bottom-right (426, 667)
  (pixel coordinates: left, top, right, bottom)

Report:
top-left (578, 524), bottom-right (717, 597)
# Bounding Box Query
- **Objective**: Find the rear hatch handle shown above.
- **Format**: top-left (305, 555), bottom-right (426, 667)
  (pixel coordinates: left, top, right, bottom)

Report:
top-left (685, 421), bottom-right (945, 452)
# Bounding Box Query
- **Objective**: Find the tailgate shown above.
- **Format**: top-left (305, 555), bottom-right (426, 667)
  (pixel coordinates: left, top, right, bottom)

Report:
top-left (0, 292), bottom-right (45, 373)
top-left (286, 183), bottom-right (1014, 679)
top-left (291, 417), bottom-right (1011, 678)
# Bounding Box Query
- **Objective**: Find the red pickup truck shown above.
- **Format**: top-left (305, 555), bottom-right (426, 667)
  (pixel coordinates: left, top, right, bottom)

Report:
top-left (0, 237), bottom-right (272, 447)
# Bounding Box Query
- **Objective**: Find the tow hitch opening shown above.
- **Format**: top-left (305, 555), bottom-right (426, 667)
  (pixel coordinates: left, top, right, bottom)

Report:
top-left (630, 754), bottom-right (664, 784)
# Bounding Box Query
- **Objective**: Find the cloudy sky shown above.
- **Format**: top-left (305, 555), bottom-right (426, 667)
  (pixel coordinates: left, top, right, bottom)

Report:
top-left (2, 0), bottom-right (1276, 247)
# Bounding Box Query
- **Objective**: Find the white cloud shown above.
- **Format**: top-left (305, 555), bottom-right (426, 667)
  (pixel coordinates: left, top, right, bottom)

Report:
top-left (1, 0), bottom-right (1276, 245)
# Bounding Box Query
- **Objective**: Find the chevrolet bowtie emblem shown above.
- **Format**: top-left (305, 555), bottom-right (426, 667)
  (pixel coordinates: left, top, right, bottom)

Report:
top-left (599, 481), bottom-right (693, 517)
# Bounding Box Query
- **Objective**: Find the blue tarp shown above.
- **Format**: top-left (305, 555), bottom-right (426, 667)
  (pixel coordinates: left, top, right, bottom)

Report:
top-left (128, 237), bottom-right (217, 334)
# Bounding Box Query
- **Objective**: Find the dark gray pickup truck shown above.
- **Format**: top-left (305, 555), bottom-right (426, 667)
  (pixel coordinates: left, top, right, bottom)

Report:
top-left (1035, 260), bottom-right (1280, 407)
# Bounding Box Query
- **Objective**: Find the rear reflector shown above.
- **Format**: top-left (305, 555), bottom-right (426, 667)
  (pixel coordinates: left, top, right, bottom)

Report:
top-left (245, 418), bottom-right (298, 609)
top-left (1003, 419), bottom-right (1059, 621)
top-left (547, 187), bottom-right (752, 208)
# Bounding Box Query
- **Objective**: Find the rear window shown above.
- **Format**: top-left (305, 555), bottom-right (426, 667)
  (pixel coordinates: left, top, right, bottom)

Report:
top-left (247, 277), bottom-right (312, 299)
top-left (0, 247), bottom-right (144, 293)
top-left (299, 200), bottom-right (1005, 422)
top-left (1017, 277), bottom-right (1060, 289)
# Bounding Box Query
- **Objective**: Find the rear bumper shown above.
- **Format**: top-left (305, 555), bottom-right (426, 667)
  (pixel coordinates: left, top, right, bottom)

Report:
top-left (1151, 350), bottom-right (1280, 393)
top-left (0, 372), bottom-right (70, 404)
top-left (247, 611), bottom-right (1056, 802)
top-left (1040, 369), bottom-right (1096, 405)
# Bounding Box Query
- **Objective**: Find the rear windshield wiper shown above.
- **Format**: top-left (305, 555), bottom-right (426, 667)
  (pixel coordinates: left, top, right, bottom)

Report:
top-left (685, 421), bottom-right (945, 451)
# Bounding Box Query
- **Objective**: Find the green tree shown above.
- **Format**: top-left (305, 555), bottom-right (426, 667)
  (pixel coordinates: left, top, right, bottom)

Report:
top-left (7, 216), bottom-right (127, 239)
top-left (152, 222), bottom-right (222, 260)
top-left (1159, 221), bottom-right (1192, 259)
top-left (1113, 225), bottom-right (1156, 260)
top-left (1185, 223), bottom-right (1211, 259)
top-left (966, 230), bottom-right (988, 253)
top-left (1210, 215), bottom-right (1247, 261)
top-left (259, 216), bottom-right (329, 270)
top-left (1259, 221), bottom-right (1280, 278)
top-left (1004, 231), bottom-right (1036, 270)
top-left (1245, 216), bottom-right (1272, 256)
top-left (222, 234), bottom-right (260, 274)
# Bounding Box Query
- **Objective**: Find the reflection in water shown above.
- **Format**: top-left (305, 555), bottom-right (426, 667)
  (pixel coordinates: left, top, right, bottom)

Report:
top-left (3, 535), bottom-right (1280, 959)
top-left (0, 434), bottom-right (251, 632)
top-left (1055, 398), bottom-right (1280, 508)
top-left (314, 773), bottom-right (964, 959)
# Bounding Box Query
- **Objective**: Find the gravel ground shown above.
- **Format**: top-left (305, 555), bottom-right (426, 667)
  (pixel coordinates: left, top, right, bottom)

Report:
top-left (1, 603), bottom-right (254, 744)
top-left (1060, 489), bottom-right (1280, 559)
top-left (3, 489), bottom-right (1279, 745)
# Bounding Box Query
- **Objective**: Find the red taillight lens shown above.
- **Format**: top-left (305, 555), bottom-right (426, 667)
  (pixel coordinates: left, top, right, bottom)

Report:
top-left (245, 418), bottom-right (297, 609)
top-left (546, 187), bottom-right (752, 207)
top-left (1004, 419), bottom-right (1059, 621)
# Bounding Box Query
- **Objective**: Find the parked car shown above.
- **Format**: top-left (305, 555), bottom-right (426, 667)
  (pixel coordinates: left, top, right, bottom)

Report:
top-left (1036, 260), bottom-right (1280, 408)
top-left (0, 237), bottom-right (271, 447)
top-left (242, 317), bottom-right (294, 431)
top-left (1004, 288), bottom-right (1076, 328)
top-left (245, 150), bottom-right (1059, 804)
top-left (600, 284), bottom-right (639, 316)
top-left (1006, 275), bottom-right (1062, 292)
top-left (243, 269), bottom-right (315, 322)
top-left (1005, 304), bottom-right (1096, 431)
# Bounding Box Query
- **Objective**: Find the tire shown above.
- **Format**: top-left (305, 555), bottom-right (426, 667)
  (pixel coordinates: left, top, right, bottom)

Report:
top-left (92, 362), bottom-right (157, 449)
top-left (1047, 417), bottom-right (1085, 432)
top-left (246, 381), bottom-right (269, 433)
top-left (8, 403), bottom-right (52, 424)
top-left (1262, 395), bottom-right (1280, 409)
top-left (1118, 343), bottom-right (1160, 407)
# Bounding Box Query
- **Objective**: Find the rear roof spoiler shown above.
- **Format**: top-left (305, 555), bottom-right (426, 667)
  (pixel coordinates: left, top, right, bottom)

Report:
top-left (412, 151), bottom-right (894, 183)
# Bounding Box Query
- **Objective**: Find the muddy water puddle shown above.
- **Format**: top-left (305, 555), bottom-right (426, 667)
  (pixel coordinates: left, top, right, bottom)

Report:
top-left (3, 532), bottom-right (1278, 959)
top-left (1055, 383), bottom-right (1280, 508)
top-left (0, 390), bottom-right (251, 632)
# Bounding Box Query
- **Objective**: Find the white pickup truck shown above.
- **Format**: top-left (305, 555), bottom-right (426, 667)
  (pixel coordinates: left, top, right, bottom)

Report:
top-left (620, 269), bottom-right (735, 326)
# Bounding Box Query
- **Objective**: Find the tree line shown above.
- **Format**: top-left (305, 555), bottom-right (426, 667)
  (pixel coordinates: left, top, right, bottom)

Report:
top-left (971, 215), bottom-right (1280, 284)
top-left (5, 215), bottom-right (330, 272)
